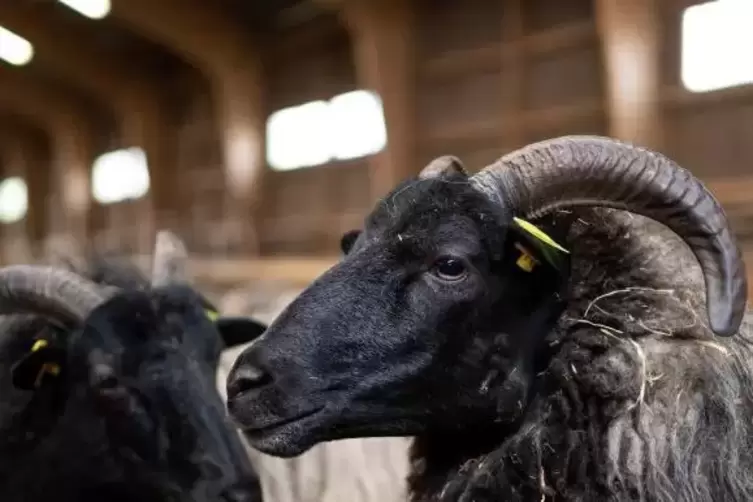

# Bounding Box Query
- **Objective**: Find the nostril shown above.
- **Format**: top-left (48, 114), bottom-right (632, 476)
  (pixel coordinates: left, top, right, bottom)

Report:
top-left (227, 365), bottom-right (273, 399)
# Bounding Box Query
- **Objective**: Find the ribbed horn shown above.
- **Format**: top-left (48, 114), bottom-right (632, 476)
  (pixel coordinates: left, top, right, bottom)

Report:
top-left (470, 135), bottom-right (747, 337)
top-left (151, 230), bottom-right (188, 287)
top-left (0, 265), bottom-right (110, 326)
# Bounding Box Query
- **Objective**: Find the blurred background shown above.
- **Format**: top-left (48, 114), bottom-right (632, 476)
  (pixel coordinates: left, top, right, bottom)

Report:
top-left (1, 1), bottom-right (752, 500)
top-left (0, 0), bottom-right (751, 288)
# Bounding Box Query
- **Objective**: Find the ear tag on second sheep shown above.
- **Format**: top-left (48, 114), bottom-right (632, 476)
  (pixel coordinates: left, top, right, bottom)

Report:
top-left (12, 339), bottom-right (65, 391)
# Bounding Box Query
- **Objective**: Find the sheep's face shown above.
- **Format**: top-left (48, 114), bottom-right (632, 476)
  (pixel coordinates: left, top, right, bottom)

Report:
top-left (15, 287), bottom-right (266, 501)
top-left (227, 174), bottom-right (571, 457)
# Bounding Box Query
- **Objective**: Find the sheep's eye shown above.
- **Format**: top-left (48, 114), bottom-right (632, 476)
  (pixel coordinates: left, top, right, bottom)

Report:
top-left (432, 257), bottom-right (467, 281)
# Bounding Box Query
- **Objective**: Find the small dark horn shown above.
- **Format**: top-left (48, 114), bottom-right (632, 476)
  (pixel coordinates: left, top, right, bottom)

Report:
top-left (0, 265), bottom-right (110, 326)
top-left (470, 135), bottom-right (747, 337)
top-left (418, 156), bottom-right (468, 179)
top-left (151, 230), bottom-right (189, 287)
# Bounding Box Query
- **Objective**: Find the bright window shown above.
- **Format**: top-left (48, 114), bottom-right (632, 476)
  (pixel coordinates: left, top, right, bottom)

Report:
top-left (57, 0), bottom-right (111, 19)
top-left (0, 177), bottom-right (28, 224)
top-left (266, 90), bottom-right (387, 171)
top-left (91, 147), bottom-right (150, 204)
top-left (267, 101), bottom-right (331, 171)
top-left (681, 0), bottom-right (753, 93)
top-left (329, 90), bottom-right (387, 161)
top-left (0, 26), bottom-right (33, 66)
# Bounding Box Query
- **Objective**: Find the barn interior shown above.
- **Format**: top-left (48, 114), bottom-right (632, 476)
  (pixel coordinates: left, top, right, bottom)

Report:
top-left (0, 0), bottom-right (751, 499)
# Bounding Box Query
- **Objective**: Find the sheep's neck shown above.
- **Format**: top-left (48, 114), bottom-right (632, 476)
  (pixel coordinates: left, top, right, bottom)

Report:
top-left (408, 423), bottom-right (517, 501)
top-left (407, 335), bottom-right (559, 501)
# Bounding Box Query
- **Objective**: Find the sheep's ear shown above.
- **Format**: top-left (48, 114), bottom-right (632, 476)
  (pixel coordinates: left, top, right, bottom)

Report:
top-left (508, 217), bottom-right (570, 274)
top-left (340, 229), bottom-right (361, 255)
top-left (214, 316), bottom-right (268, 348)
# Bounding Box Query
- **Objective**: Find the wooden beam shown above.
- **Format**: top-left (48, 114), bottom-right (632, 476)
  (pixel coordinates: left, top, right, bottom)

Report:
top-left (341, 0), bottom-right (417, 201)
top-left (0, 133), bottom-right (34, 263)
top-left (0, 68), bottom-right (94, 246)
top-left (0, 124), bottom-right (48, 263)
top-left (501, 0), bottom-right (524, 148)
top-left (595, 0), bottom-right (664, 149)
top-left (112, 0), bottom-right (266, 253)
top-left (128, 255), bottom-right (338, 287)
top-left (0, 5), bottom-right (180, 245)
top-left (111, 1), bottom-right (250, 72)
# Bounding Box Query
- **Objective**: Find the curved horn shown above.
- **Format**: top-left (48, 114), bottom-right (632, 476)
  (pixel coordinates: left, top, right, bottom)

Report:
top-left (0, 265), bottom-right (110, 326)
top-left (470, 135), bottom-right (747, 338)
top-left (418, 156), bottom-right (468, 179)
top-left (151, 230), bottom-right (188, 287)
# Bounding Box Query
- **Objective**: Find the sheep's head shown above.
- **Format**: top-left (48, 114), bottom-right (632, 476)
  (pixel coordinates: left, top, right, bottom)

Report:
top-left (226, 136), bottom-right (747, 458)
top-left (5, 232), bottom-right (267, 501)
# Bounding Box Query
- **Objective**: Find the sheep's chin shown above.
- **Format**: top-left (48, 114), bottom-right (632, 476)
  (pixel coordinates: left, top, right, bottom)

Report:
top-left (241, 407), bottom-right (326, 458)
top-left (245, 433), bottom-right (314, 459)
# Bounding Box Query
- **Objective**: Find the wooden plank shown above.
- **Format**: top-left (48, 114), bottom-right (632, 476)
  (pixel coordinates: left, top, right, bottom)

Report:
top-left (421, 21), bottom-right (595, 80)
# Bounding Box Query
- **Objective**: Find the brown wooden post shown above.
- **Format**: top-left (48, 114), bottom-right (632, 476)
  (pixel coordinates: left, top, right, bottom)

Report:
top-left (595, 0), bottom-right (664, 149)
top-left (341, 0), bottom-right (418, 202)
top-left (0, 129), bottom-right (38, 263)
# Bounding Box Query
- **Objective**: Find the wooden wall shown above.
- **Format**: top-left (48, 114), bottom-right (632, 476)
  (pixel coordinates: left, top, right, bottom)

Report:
top-left (250, 0), bottom-right (609, 256)
top-left (13, 0), bottom-right (753, 260)
top-left (661, 0), bottom-right (753, 180)
top-left (259, 15), bottom-right (370, 255)
top-left (416, 0), bottom-right (604, 170)
top-left (655, 0), bottom-right (753, 252)
top-left (80, 12), bottom-right (371, 257)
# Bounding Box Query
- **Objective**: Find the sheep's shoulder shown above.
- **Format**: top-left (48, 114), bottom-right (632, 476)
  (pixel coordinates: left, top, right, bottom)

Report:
top-left (541, 322), bottom-right (753, 501)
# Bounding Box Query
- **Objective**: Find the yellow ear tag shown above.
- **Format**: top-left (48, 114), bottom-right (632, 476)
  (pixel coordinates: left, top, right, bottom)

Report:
top-left (205, 309), bottom-right (219, 322)
top-left (35, 364), bottom-right (60, 388)
top-left (512, 217), bottom-right (569, 254)
top-left (514, 243), bottom-right (538, 272)
top-left (31, 339), bottom-right (49, 353)
top-left (30, 339), bottom-right (61, 388)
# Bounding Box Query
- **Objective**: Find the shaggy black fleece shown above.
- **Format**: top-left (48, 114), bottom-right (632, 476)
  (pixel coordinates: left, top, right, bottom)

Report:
top-left (408, 207), bottom-right (753, 502)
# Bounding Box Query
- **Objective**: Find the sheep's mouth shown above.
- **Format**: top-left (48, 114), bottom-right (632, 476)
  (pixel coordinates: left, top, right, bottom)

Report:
top-left (240, 406), bottom-right (324, 437)
top-left (236, 406), bottom-right (326, 457)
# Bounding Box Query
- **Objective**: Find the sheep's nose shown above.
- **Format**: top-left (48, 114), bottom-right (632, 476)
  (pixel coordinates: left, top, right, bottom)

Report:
top-left (226, 363), bottom-right (273, 401)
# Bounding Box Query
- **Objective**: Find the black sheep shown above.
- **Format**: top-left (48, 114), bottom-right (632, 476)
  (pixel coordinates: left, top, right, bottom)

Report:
top-left (226, 136), bottom-right (753, 501)
top-left (0, 231), bottom-right (268, 501)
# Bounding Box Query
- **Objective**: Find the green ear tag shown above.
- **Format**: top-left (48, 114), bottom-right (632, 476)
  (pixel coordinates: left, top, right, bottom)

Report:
top-left (511, 217), bottom-right (570, 272)
top-left (205, 309), bottom-right (219, 322)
